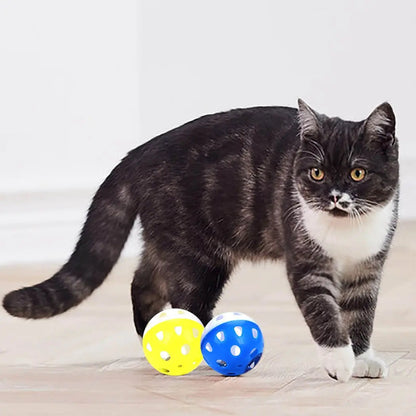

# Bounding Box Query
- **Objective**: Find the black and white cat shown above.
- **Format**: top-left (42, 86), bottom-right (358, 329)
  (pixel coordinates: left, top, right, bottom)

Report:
top-left (3, 99), bottom-right (399, 382)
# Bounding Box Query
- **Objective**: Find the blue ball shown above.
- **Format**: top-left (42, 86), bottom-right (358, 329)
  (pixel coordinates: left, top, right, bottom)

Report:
top-left (201, 312), bottom-right (264, 376)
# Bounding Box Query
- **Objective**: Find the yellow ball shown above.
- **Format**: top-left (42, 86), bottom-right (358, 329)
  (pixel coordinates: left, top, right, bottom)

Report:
top-left (142, 309), bottom-right (204, 376)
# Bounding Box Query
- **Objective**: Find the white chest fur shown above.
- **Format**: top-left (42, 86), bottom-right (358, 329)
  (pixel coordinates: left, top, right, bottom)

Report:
top-left (300, 197), bottom-right (394, 273)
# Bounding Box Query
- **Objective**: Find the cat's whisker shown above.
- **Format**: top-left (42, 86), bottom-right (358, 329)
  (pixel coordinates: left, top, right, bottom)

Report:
top-left (298, 151), bottom-right (323, 165)
top-left (355, 202), bottom-right (378, 217)
top-left (348, 207), bottom-right (358, 226)
top-left (353, 207), bottom-right (363, 226)
top-left (350, 208), bottom-right (358, 224)
top-left (307, 139), bottom-right (326, 162)
top-left (355, 199), bottom-right (385, 213)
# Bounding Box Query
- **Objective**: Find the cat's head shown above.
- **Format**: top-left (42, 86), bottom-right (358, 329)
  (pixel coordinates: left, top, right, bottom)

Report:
top-left (294, 99), bottom-right (399, 217)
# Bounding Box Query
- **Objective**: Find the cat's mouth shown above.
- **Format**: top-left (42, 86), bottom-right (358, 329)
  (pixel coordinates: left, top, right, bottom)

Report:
top-left (328, 207), bottom-right (349, 217)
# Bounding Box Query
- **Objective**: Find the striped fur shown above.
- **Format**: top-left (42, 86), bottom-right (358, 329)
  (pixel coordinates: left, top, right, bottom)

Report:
top-left (3, 101), bottom-right (399, 381)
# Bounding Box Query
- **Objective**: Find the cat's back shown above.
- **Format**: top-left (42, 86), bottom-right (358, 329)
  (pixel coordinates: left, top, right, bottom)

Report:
top-left (133, 106), bottom-right (299, 165)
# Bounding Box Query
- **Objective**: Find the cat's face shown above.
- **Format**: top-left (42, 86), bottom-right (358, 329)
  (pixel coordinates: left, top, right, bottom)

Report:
top-left (294, 100), bottom-right (399, 217)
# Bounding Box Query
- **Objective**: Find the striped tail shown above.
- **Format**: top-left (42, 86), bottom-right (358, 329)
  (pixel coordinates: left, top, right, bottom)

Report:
top-left (3, 155), bottom-right (139, 319)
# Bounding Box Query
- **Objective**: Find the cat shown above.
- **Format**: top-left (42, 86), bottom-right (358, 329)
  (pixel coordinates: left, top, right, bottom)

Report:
top-left (3, 99), bottom-right (399, 382)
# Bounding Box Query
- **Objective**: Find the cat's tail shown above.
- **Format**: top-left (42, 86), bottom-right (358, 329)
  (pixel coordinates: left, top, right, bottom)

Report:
top-left (3, 154), bottom-right (140, 319)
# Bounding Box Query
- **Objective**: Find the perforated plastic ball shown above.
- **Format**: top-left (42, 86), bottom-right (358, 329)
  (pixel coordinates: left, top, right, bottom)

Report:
top-left (201, 312), bottom-right (264, 376)
top-left (142, 308), bottom-right (204, 376)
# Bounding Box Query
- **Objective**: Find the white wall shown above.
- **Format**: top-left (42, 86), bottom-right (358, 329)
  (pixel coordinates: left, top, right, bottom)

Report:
top-left (139, 0), bottom-right (416, 146)
top-left (1, 0), bottom-right (415, 265)
top-left (0, 0), bottom-right (140, 192)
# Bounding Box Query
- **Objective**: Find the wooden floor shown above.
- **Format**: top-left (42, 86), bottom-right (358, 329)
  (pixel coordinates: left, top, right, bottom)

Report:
top-left (1, 222), bottom-right (415, 415)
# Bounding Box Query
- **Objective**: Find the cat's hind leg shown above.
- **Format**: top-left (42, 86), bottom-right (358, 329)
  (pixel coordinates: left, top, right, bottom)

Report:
top-left (164, 256), bottom-right (233, 326)
top-left (131, 251), bottom-right (169, 337)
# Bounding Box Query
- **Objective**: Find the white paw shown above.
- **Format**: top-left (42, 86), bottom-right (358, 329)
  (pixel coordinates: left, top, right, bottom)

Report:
top-left (318, 343), bottom-right (355, 382)
top-left (353, 348), bottom-right (388, 378)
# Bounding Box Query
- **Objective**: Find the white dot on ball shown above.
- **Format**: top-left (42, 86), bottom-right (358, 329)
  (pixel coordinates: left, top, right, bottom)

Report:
top-left (181, 344), bottom-right (191, 355)
top-left (146, 343), bottom-right (152, 352)
top-left (231, 345), bottom-right (241, 356)
top-left (174, 326), bottom-right (182, 336)
top-left (156, 331), bottom-right (164, 341)
top-left (252, 328), bottom-right (258, 339)
top-left (205, 342), bottom-right (213, 352)
top-left (160, 351), bottom-right (170, 361)
top-left (234, 326), bottom-right (243, 337)
top-left (216, 331), bottom-right (225, 342)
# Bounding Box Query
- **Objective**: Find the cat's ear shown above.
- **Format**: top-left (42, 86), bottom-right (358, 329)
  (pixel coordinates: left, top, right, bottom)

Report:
top-left (297, 99), bottom-right (321, 139)
top-left (364, 102), bottom-right (396, 146)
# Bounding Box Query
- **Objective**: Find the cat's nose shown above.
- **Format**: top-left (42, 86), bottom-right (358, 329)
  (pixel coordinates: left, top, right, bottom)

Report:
top-left (329, 190), bottom-right (341, 203)
top-left (329, 190), bottom-right (353, 210)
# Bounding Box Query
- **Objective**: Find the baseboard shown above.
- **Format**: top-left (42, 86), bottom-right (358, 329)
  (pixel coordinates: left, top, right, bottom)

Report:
top-left (1, 157), bottom-right (415, 265)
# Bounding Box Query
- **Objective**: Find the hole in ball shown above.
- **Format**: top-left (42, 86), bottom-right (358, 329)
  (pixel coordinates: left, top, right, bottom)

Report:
top-left (216, 359), bottom-right (227, 367)
top-left (230, 345), bottom-right (241, 356)
top-left (216, 331), bottom-right (225, 342)
top-left (247, 353), bottom-right (262, 371)
top-left (181, 344), bottom-right (191, 355)
top-left (234, 326), bottom-right (243, 336)
top-left (252, 328), bottom-right (258, 339)
top-left (160, 351), bottom-right (171, 361)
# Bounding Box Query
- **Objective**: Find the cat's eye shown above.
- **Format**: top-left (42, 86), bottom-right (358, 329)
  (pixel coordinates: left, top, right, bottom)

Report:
top-left (350, 168), bottom-right (366, 182)
top-left (310, 168), bottom-right (325, 181)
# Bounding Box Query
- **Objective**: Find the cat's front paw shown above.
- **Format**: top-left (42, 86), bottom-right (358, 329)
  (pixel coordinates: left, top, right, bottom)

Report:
top-left (319, 344), bottom-right (355, 382)
top-left (353, 348), bottom-right (388, 378)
